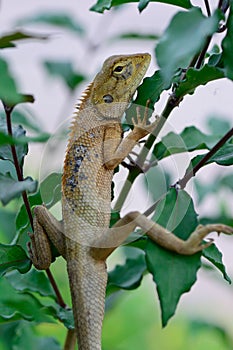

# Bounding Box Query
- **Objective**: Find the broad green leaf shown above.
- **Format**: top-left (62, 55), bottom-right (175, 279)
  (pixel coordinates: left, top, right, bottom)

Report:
top-left (15, 191), bottom-right (42, 246)
top-left (175, 65), bottom-right (224, 98)
top-left (90, 0), bottom-right (192, 13)
top-left (186, 143), bottom-right (233, 173)
top-left (6, 269), bottom-right (55, 298)
top-left (0, 172), bottom-right (37, 205)
top-left (207, 116), bottom-right (231, 135)
top-left (106, 251), bottom-right (147, 295)
top-left (144, 165), bottom-right (170, 202)
top-left (156, 8), bottom-right (221, 83)
top-left (222, 2), bottom-right (233, 80)
top-left (40, 172), bottom-right (62, 208)
top-left (0, 121), bottom-right (28, 166)
top-left (203, 244), bottom-right (231, 283)
top-left (146, 189), bottom-right (201, 326)
top-left (0, 109), bottom-right (45, 133)
top-left (0, 278), bottom-right (52, 323)
top-left (0, 31), bottom-right (48, 49)
top-left (11, 321), bottom-right (61, 350)
top-left (0, 58), bottom-right (24, 105)
top-left (55, 306), bottom-right (74, 329)
top-left (17, 13), bottom-right (84, 35)
top-left (152, 126), bottom-right (219, 161)
top-left (0, 208), bottom-right (16, 241)
top-left (0, 244), bottom-right (31, 276)
top-left (135, 70), bottom-right (171, 108)
top-left (43, 61), bottom-right (85, 91)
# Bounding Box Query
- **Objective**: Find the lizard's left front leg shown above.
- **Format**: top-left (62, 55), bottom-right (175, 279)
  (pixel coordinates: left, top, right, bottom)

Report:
top-left (90, 211), bottom-right (233, 260)
top-left (104, 109), bottom-right (160, 170)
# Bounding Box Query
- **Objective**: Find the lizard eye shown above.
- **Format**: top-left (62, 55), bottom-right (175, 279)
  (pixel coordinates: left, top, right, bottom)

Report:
top-left (103, 94), bottom-right (114, 103)
top-left (113, 65), bottom-right (124, 73)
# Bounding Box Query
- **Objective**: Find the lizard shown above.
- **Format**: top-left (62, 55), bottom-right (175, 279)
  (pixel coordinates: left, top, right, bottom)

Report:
top-left (28, 53), bottom-right (233, 350)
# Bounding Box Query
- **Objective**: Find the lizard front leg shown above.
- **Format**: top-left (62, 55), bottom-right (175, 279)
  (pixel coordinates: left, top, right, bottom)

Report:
top-left (90, 211), bottom-right (233, 260)
top-left (29, 205), bottom-right (66, 270)
top-left (104, 107), bottom-right (160, 170)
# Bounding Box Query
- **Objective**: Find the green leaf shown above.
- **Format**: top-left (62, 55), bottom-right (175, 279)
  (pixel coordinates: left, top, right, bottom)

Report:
top-left (144, 165), bottom-right (170, 202)
top-left (17, 13), bottom-right (84, 35)
top-left (106, 251), bottom-right (147, 295)
top-left (0, 244), bottom-right (31, 276)
top-left (156, 8), bottom-right (221, 83)
top-left (0, 118), bottom-right (28, 165)
top-left (0, 172), bottom-right (37, 205)
top-left (0, 278), bottom-right (53, 323)
top-left (187, 143), bottom-right (233, 173)
top-left (0, 109), bottom-right (43, 133)
top-left (152, 126), bottom-right (220, 161)
top-left (43, 61), bottom-right (85, 91)
top-left (0, 31), bottom-right (48, 49)
top-left (222, 2), bottom-right (233, 80)
top-left (0, 58), bottom-right (25, 105)
top-left (112, 32), bottom-right (159, 41)
top-left (6, 269), bottom-right (55, 298)
top-left (207, 116), bottom-right (231, 135)
top-left (175, 64), bottom-right (224, 98)
top-left (203, 244), bottom-right (231, 283)
top-left (55, 306), bottom-right (74, 329)
top-left (146, 189), bottom-right (201, 326)
top-left (11, 321), bottom-right (61, 350)
top-left (90, 0), bottom-right (192, 13)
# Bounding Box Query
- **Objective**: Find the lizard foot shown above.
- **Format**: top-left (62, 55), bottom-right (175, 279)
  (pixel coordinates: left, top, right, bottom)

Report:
top-left (179, 224), bottom-right (233, 255)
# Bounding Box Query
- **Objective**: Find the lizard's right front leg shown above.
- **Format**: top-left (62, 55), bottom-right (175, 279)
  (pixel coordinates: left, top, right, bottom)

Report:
top-left (29, 205), bottom-right (66, 270)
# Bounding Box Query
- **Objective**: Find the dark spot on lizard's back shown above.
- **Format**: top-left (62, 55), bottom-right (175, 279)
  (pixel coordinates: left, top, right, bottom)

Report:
top-left (74, 155), bottom-right (84, 172)
top-left (67, 175), bottom-right (77, 191)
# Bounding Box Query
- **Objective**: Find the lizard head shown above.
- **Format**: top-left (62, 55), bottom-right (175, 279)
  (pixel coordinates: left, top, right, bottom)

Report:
top-left (91, 53), bottom-right (151, 119)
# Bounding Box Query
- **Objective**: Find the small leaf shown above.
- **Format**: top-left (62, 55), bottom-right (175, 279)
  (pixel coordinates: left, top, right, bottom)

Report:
top-left (0, 172), bottom-right (37, 205)
top-left (90, 0), bottom-right (192, 13)
top-left (11, 321), bottom-right (61, 350)
top-left (203, 244), bottom-right (231, 283)
top-left (0, 244), bottom-right (31, 276)
top-left (6, 269), bottom-right (55, 297)
top-left (0, 58), bottom-right (24, 105)
top-left (152, 126), bottom-right (220, 161)
top-left (222, 2), bottom-right (233, 80)
top-left (17, 13), bottom-right (84, 35)
top-left (43, 61), bottom-right (85, 91)
top-left (146, 189), bottom-right (201, 326)
top-left (106, 251), bottom-right (147, 295)
top-left (0, 31), bottom-right (48, 49)
top-left (156, 8), bottom-right (221, 83)
top-left (175, 64), bottom-right (224, 98)
top-left (207, 116), bottom-right (231, 135)
top-left (55, 306), bottom-right (74, 329)
top-left (0, 121), bottom-right (28, 165)
top-left (0, 278), bottom-right (53, 323)
top-left (112, 32), bottom-right (159, 41)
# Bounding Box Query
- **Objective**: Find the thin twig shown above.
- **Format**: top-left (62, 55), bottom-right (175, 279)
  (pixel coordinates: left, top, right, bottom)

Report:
top-left (3, 102), bottom-right (67, 308)
top-left (177, 127), bottom-right (233, 189)
top-left (204, 0), bottom-right (211, 16)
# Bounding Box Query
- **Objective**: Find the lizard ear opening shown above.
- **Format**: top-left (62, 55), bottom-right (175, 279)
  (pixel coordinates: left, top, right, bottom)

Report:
top-left (103, 94), bottom-right (114, 103)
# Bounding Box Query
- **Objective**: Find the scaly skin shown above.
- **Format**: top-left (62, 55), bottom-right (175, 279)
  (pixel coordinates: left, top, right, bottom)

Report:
top-left (62, 53), bottom-right (151, 349)
top-left (29, 53), bottom-right (233, 350)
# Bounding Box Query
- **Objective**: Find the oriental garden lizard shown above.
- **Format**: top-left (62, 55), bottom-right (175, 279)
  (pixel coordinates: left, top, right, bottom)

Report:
top-left (28, 53), bottom-right (233, 350)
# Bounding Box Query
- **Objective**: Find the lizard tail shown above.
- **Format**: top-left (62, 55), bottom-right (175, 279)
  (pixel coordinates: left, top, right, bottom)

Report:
top-left (67, 256), bottom-right (107, 350)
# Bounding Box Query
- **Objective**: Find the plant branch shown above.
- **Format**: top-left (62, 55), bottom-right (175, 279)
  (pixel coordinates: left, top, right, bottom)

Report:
top-left (204, 0), bottom-right (211, 16)
top-left (3, 102), bottom-right (67, 309)
top-left (177, 127), bottom-right (233, 189)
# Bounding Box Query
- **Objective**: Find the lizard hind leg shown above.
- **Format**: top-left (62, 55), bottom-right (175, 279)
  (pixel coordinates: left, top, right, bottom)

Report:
top-left (90, 211), bottom-right (233, 260)
top-left (28, 205), bottom-right (66, 270)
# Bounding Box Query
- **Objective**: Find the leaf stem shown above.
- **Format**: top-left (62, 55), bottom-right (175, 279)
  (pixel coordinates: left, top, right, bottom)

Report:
top-left (177, 127), bottom-right (233, 189)
top-left (3, 102), bottom-right (67, 309)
